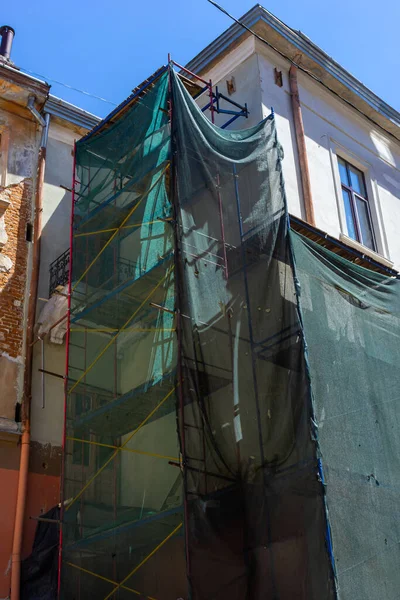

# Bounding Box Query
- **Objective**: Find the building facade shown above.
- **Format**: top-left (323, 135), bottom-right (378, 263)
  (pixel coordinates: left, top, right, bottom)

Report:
top-left (0, 31), bottom-right (99, 597)
top-left (0, 4), bottom-right (399, 598)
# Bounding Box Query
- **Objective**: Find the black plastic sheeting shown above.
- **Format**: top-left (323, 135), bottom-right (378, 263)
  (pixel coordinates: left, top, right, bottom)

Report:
top-left (21, 506), bottom-right (59, 600)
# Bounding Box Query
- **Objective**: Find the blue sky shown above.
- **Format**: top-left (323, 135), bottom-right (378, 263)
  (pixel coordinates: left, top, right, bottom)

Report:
top-left (2, 0), bottom-right (399, 117)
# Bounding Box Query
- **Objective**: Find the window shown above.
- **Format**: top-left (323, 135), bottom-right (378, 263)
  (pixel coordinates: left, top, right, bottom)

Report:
top-left (338, 157), bottom-right (376, 250)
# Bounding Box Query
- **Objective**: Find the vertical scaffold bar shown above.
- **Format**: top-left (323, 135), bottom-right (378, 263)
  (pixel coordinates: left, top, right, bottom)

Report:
top-left (168, 58), bottom-right (192, 593)
top-left (209, 79), bottom-right (215, 125)
top-left (232, 164), bottom-right (264, 463)
top-left (232, 163), bottom-right (278, 598)
top-left (58, 141), bottom-right (77, 598)
top-left (216, 172), bottom-right (228, 280)
top-left (112, 170), bottom-right (118, 600)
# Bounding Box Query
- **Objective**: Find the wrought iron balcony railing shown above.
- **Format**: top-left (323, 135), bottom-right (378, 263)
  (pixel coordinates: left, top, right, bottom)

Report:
top-left (49, 250), bottom-right (138, 298)
top-left (49, 248), bottom-right (70, 297)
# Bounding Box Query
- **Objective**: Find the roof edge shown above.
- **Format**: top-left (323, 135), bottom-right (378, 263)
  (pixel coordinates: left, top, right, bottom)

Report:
top-left (45, 95), bottom-right (101, 130)
top-left (185, 4), bottom-right (400, 137)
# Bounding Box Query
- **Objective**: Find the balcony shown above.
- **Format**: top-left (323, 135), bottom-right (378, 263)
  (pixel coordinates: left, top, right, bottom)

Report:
top-left (49, 248), bottom-right (70, 296)
top-left (49, 249), bottom-right (141, 298)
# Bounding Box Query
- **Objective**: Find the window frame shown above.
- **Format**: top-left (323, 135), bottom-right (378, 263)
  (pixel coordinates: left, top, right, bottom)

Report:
top-left (337, 156), bottom-right (377, 251)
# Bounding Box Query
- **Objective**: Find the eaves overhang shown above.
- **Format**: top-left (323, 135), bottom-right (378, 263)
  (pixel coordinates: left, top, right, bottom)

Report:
top-left (0, 62), bottom-right (49, 110)
top-left (45, 95), bottom-right (100, 131)
top-left (186, 4), bottom-right (400, 141)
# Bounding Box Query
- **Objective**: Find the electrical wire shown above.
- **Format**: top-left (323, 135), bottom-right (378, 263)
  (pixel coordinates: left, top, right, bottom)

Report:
top-left (206, 0), bottom-right (399, 142)
top-left (19, 66), bottom-right (117, 106)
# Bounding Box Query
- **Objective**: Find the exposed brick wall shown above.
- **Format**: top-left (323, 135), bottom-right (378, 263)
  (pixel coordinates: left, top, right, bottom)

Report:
top-left (0, 180), bottom-right (32, 418)
top-left (0, 180), bottom-right (31, 358)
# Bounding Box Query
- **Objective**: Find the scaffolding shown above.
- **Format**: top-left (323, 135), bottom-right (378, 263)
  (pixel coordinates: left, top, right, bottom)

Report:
top-left (59, 57), bottom-right (400, 600)
top-left (59, 59), bottom-right (338, 600)
top-left (59, 63), bottom-right (252, 600)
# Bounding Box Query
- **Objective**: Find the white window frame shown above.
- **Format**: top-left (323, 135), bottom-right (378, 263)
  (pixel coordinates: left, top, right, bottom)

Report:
top-left (329, 138), bottom-right (390, 261)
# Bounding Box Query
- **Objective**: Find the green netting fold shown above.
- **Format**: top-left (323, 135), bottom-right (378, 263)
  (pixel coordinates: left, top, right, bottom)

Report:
top-left (292, 231), bottom-right (400, 600)
top-left (61, 63), bottom-right (399, 600)
top-left (61, 70), bottom-right (186, 600)
top-left (171, 68), bottom-right (336, 600)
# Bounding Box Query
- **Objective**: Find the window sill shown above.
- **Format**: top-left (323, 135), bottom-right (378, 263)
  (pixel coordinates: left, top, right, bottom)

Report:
top-left (339, 233), bottom-right (394, 269)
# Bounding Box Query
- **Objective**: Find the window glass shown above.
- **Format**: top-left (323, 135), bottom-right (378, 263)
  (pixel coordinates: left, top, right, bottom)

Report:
top-left (338, 157), bottom-right (349, 186)
top-left (342, 189), bottom-right (357, 241)
top-left (338, 156), bottom-right (376, 251)
top-left (349, 165), bottom-right (366, 197)
top-left (356, 197), bottom-right (375, 250)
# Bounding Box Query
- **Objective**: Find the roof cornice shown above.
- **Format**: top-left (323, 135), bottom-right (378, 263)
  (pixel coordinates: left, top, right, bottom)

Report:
top-left (45, 95), bottom-right (100, 130)
top-left (186, 4), bottom-right (400, 140)
top-left (0, 62), bottom-right (49, 109)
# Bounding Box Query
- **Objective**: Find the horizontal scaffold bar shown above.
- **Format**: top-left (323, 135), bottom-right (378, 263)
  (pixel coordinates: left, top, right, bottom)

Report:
top-left (75, 157), bottom-right (170, 232)
top-left (72, 164), bottom-right (170, 292)
top-left (66, 562), bottom-right (157, 599)
top-left (71, 370), bottom-right (176, 432)
top-left (65, 384), bottom-right (177, 511)
top-left (65, 505), bottom-right (183, 551)
top-left (74, 217), bottom-right (173, 239)
top-left (102, 523), bottom-right (182, 600)
top-left (70, 327), bottom-right (175, 334)
top-left (66, 437), bottom-right (179, 462)
top-left (70, 251), bottom-right (174, 324)
top-left (68, 266), bottom-right (174, 394)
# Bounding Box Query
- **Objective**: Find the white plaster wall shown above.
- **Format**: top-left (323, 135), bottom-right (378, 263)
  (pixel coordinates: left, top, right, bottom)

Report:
top-left (37, 123), bottom-right (75, 302)
top-left (197, 40), bottom-right (263, 130)
top-left (257, 45), bottom-right (304, 219)
top-left (31, 339), bottom-right (65, 445)
top-left (200, 40), bottom-right (303, 219)
top-left (297, 70), bottom-right (400, 266)
top-left (31, 121), bottom-right (75, 445)
top-left (202, 39), bottom-right (400, 269)
top-left (2, 112), bottom-right (39, 185)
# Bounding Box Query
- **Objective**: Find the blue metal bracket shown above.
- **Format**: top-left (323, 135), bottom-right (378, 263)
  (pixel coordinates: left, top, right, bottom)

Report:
top-left (198, 85), bottom-right (249, 128)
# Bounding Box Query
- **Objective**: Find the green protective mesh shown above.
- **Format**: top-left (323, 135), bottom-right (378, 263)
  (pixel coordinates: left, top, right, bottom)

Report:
top-left (61, 70), bottom-right (188, 600)
top-left (292, 232), bottom-right (400, 600)
top-left (170, 70), bottom-right (335, 599)
top-left (61, 63), bottom-right (399, 600)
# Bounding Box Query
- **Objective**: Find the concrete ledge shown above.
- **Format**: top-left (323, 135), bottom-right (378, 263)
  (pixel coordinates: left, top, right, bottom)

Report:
top-left (339, 233), bottom-right (395, 270)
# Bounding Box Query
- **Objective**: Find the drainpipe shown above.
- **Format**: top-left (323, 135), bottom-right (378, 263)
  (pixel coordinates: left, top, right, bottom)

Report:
top-left (289, 65), bottom-right (315, 226)
top-left (27, 95), bottom-right (46, 128)
top-left (11, 104), bottom-right (50, 600)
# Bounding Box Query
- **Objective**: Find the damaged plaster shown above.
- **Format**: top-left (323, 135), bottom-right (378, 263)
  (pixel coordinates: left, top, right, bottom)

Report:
top-left (0, 179), bottom-right (32, 420)
top-left (37, 285), bottom-right (68, 344)
top-left (0, 254), bottom-right (12, 272)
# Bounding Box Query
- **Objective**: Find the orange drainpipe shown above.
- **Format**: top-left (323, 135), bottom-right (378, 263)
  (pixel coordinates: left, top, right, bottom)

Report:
top-left (289, 64), bottom-right (315, 226)
top-left (11, 111), bottom-right (49, 600)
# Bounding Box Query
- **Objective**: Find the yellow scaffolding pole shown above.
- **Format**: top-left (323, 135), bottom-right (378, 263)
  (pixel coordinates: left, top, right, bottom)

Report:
top-left (69, 327), bottom-right (175, 333)
top-left (66, 562), bottom-right (157, 599)
top-left (74, 218), bottom-right (172, 239)
top-left (66, 384), bottom-right (176, 511)
top-left (102, 523), bottom-right (183, 600)
top-left (72, 163), bottom-right (169, 292)
top-left (66, 437), bottom-right (179, 462)
top-left (68, 267), bottom-right (173, 395)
